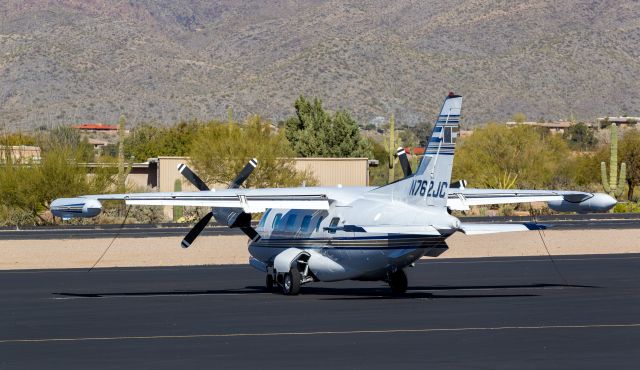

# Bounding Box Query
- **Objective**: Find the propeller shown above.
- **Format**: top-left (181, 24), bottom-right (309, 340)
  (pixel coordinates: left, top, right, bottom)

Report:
top-left (229, 158), bottom-right (257, 189)
top-left (396, 147), bottom-right (413, 177)
top-left (178, 159), bottom-right (259, 248)
top-left (181, 211), bottom-right (214, 248)
top-left (178, 163), bottom-right (210, 191)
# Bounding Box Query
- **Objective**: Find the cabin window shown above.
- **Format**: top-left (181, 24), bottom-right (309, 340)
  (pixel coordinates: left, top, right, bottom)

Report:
top-left (258, 209), bottom-right (271, 228)
top-left (328, 217), bottom-right (340, 234)
top-left (285, 214), bottom-right (297, 231)
top-left (272, 213), bottom-right (283, 229)
top-left (315, 216), bottom-right (325, 232)
top-left (300, 215), bottom-right (312, 231)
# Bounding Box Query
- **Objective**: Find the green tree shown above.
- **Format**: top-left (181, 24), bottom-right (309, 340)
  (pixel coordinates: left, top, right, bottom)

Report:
top-left (40, 125), bottom-right (94, 162)
top-left (398, 128), bottom-right (418, 148)
top-left (453, 124), bottom-right (572, 189)
top-left (0, 132), bottom-right (36, 146)
top-left (190, 116), bottom-right (315, 188)
top-left (285, 96), bottom-right (371, 158)
top-left (403, 122), bottom-right (433, 147)
top-left (563, 122), bottom-right (598, 151)
top-left (124, 120), bottom-right (202, 162)
top-left (512, 112), bottom-right (527, 124)
top-left (619, 130), bottom-right (640, 200)
top-left (0, 147), bottom-right (115, 225)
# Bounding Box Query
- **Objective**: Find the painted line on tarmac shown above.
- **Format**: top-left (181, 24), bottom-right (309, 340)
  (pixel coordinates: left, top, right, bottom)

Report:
top-left (2, 323), bottom-right (640, 344)
top-left (0, 265), bottom-right (252, 274)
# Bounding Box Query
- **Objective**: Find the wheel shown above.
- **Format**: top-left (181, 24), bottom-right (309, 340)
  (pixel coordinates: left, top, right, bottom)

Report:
top-left (265, 274), bottom-right (274, 292)
top-left (388, 269), bottom-right (408, 295)
top-left (282, 268), bottom-right (301, 295)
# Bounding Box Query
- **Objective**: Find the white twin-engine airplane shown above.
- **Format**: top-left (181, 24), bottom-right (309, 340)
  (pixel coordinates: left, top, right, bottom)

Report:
top-left (51, 93), bottom-right (617, 295)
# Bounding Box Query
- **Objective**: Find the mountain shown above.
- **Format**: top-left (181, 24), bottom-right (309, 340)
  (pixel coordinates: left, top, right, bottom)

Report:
top-left (1, 0), bottom-right (639, 130)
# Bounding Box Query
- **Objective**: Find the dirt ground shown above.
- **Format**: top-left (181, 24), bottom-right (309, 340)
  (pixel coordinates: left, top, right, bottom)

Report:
top-left (1, 229), bottom-right (639, 270)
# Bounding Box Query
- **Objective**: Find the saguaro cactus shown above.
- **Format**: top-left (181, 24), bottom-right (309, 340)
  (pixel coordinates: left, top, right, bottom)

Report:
top-left (388, 114), bottom-right (396, 183)
top-left (116, 114), bottom-right (132, 192)
top-left (601, 123), bottom-right (626, 198)
top-left (173, 179), bottom-right (183, 221)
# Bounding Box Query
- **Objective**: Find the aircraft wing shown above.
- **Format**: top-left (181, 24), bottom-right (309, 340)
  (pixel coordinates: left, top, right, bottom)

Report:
top-left (52, 188), bottom-right (331, 218)
top-left (447, 188), bottom-right (616, 212)
top-left (87, 189), bottom-right (330, 213)
top-left (459, 222), bottom-right (548, 235)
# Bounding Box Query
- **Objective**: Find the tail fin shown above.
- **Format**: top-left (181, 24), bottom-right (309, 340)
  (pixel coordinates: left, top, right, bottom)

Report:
top-left (371, 93), bottom-right (462, 208)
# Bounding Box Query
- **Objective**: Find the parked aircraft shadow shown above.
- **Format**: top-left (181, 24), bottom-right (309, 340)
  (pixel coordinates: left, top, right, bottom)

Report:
top-left (52, 287), bottom-right (266, 298)
top-left (52, 283), bottom-right (596, 300)
top-left (409, 283), bottom-right (597, 291)
top-left (304, 283), bottom-right (596, 300)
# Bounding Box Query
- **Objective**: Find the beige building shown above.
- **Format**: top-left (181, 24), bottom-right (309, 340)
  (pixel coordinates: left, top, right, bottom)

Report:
top-left (597, 117), bottom-right (640, 129)
top-left (117, 156), bottom-right (370, 218)
top-left (0, 145), bottom-right (41, 163)
top-left (133, 156), bottom-right (370, 192)
top-left (505, 121), bottom-right (577, 134)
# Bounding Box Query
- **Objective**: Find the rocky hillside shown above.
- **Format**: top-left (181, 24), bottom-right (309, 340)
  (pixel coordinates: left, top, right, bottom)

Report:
top-left (1, 0), bottom-right (639, 130)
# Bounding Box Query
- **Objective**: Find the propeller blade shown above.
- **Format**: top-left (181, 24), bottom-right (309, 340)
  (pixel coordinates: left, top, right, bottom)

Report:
top-left (240, 226), bottom-right (261, 242)
top-left (181, 212), bottom-right (214, 248)
top-left (450, 180), bottom-right (467, 189)
top-left (396, 147), bottom-right (413, 177)
top-left (178, 163), bottom-right (210, 191)
top-left (229, 158), bottom-right (258, 189)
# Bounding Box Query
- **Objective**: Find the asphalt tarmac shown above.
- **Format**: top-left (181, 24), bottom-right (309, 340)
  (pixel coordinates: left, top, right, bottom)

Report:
top-left (1, 254), bottom-right (639, 369)
top-left (2, 213), bottom-right (640, 240)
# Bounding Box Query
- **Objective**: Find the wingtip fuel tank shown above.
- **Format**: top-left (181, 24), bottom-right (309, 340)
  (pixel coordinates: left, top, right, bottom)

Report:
top-left (547, 193), bottom-right (617, 213)
top-left (50, 198), bottom-right (102, 219)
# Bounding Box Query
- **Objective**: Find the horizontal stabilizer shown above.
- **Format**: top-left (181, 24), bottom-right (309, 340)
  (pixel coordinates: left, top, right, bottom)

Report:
top-left (459, 222), bottom-right (548, 235)
top-left (362, 225), bottom-right (441, 235)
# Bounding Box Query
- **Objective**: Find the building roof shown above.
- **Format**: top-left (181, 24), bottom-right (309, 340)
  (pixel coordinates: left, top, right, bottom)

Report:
top-left (404, 147), bottom-right (425, 155)
top-left (72, 123), bottom-right (119, 130)
top-left (505, 121), bottom-right (574, 129)
top-left (597, 117), bottom-right (640, 124)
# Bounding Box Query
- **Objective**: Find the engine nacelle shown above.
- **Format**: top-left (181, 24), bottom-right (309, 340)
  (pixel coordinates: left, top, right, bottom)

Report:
top-left (548, 193), bottom-right (617, 213)
top-left (50, 198), bottom-right (102, 219)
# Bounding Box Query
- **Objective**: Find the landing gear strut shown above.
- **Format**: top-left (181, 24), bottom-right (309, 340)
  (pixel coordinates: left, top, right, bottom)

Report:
top-left (388, 269), bottom-right (408, 295)
top-left (265, 274), bottom-right (274, 292)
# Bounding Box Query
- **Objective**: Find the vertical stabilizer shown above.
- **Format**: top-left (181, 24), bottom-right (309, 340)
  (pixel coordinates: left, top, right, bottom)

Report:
top-left (370, 93), bottom-right (462, 208)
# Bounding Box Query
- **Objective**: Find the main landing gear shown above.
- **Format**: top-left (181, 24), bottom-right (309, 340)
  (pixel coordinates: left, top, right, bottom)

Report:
top-left (281, 268), bottom-right (301, 295)
top-left (265, 266), bottom-right (304, 295)
top-left (387, 269), bottom-right (408, 295)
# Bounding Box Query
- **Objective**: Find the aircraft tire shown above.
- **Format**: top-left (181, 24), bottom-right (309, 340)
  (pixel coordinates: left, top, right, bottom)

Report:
top-left (265, 274), bottom-right (274, 292)
top-left (388, 269), bottom-right (408, 295)
top-left (282, 268), bottom-right (301, 295)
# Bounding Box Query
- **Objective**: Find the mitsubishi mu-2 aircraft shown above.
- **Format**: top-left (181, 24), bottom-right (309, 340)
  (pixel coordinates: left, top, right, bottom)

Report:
top-left (51, 93), bottom-right (617, 295)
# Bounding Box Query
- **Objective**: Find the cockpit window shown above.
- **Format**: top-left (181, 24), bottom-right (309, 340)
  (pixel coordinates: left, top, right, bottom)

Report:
top-left (258, 209), bottom-right (271, 228)
top-left (272, 213), bottom-right (282, 229)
